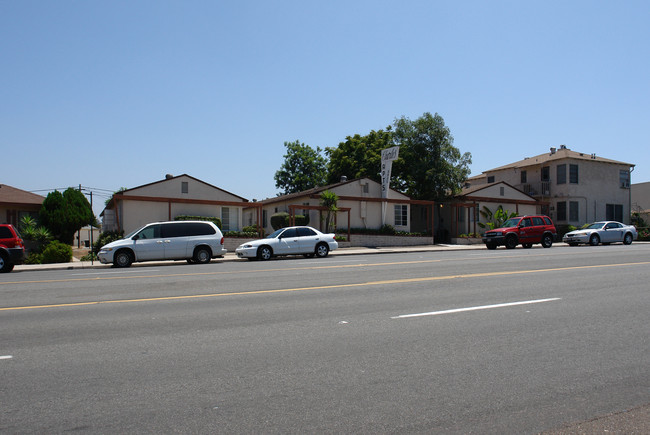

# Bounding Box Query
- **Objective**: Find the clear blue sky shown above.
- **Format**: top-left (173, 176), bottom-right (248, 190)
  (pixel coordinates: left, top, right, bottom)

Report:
top-left (2, 1), bottom-right (648, 216)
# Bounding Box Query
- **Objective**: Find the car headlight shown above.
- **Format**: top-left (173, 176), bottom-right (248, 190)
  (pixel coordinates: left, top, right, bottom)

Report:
top-left (493, 232), bottom-right (503, 236)
top-left (240, 244), bottom-right (253, 249)
top-left (101, 247), bottom-right (113, 252)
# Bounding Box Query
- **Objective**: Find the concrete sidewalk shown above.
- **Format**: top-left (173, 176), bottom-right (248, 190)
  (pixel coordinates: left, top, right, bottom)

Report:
top-left (13, 244), bottom-right (487, 272)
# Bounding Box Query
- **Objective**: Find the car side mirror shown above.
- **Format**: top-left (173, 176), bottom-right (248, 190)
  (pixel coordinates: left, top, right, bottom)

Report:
top-left (132, 235), bottom-right (139, 241)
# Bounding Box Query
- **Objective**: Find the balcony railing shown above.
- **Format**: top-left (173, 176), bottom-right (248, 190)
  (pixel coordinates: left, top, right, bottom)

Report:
top-left (518, 181), bottom-right (551, 197)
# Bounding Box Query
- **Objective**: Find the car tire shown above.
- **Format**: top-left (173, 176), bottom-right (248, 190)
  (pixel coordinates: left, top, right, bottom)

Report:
top-left (505, 236), bottom-right (518, 249)
top-left (114, 250), bottom-right (133, 268)
top-left (486, 243), bottom-right (497, 250)
top-left (257, 246), bottom-right (273, 261)
top-left (523, 243), bottom-right (533, 249)
top-left (541, 234), bottom-right (553, 248)
top-left (315, 243), bottom-right (329, 258)
top-left (193, 246), bottom-right (212, 264)
top-left (0, 253), bottom-right (14, 273)
top-left (589, 234), bottom-right (600, 246)
top-left (623, 233), bottom-right (633, 245)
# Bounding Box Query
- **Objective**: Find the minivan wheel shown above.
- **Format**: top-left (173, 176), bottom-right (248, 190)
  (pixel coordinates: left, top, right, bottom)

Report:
top-left (505, 236), bottom-right (518, 249)
top-left (114, 250), bottom-right (133, 268)
top-left (257, 246), bottom-right (272, 261)
top-left (193, 247), bottom-right (212, 264)
top-left (589, 234), bottom-right (600, 246)
top-left (541, 234), bottom-right (553, 248)
top-left (315, 243), bottom-right (329, 258)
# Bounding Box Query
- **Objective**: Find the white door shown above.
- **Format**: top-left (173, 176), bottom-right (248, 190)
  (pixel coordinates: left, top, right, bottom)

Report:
top-left (132, 224), bottom-right (165, 261)
top-left (276, 228), bottom-right (300, 254)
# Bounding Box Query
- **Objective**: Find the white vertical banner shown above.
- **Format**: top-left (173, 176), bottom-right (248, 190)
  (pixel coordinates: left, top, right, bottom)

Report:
top-left (381, 146), bottom-right (399, 225)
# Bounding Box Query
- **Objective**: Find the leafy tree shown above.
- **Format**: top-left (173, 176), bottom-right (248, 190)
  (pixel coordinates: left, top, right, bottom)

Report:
top-left (320, 190), bottom-right (339, 233)
top-left (325, 128), bottom-right (393, 184)
top-left (392, 112), bottom-right (472, 200)
top-left (274, 140), bottom-right (327, 195)
top-left (39, 188), bottom-right (95, 245)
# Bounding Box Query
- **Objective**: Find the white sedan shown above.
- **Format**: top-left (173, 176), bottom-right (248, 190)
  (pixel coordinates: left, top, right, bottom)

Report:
top-left (235, 226), bottom-right (338, 260)
top-left (563, 221), bottom-right (637, 246)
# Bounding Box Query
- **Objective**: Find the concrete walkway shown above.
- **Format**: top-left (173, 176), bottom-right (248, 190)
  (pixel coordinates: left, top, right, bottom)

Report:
top-left (13, 244), bottom-right (487, 272)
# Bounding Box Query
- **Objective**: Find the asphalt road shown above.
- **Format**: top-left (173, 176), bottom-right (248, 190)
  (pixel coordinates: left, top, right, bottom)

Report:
top-left (1, 244), bottom-right (649, 433)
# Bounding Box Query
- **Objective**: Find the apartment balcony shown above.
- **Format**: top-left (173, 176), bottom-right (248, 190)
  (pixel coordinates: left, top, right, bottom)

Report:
top-left (518, 181), bottom-right (552, 197)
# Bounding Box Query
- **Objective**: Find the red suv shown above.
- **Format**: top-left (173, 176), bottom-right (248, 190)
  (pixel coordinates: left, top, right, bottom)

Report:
top-left (482, 215), bottom-right (556, 250)
top-left (0, 224), bottom-right (25, 272)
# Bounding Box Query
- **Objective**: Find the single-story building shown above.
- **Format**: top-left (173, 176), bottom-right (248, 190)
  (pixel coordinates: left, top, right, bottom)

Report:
top-left (0, 184), bottom-right (45, 226)
top-left (102, 174), bottom-right (249, 235)
top-left (439, 181), bottom-right (541, 241)
top-left (245, 177), bottom-right (436, 238)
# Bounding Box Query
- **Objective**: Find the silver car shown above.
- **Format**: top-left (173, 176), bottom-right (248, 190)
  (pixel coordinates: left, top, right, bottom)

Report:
top-left (235, 226), bottom-right (338, 260)
top-left (563, 221), bottom-right (637, 246)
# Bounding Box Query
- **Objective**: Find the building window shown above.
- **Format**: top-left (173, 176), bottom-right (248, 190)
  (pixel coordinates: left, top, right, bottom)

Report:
top-left (606, 204), bottom-right (623, 222)
top-left (569, 201), bottom-right (579, 222)
top-left (394, 205), bottom-right (408, 226)
top-left (541, 166), bottom-right (550, 181)
top-left (520, 170), bottom-right (527, 184)
top-left (500, 186), bottom-right (505, 196)
top-left (569, 164), bottom-right (579, 184)
top-left (222, 207), bottom-right (230, 231)
top-left (362, 183), bottom-right (369, 193)
top-left (620, 170), bottom-right (630, 188)
top-left (557, 164), bottom-right (566, 185)
top-left (181, 182), bottom-right (189, 193)
top-left (556, 201), bottom-right (567, 221)
top-left (487, 175), bottom-right (495, 183)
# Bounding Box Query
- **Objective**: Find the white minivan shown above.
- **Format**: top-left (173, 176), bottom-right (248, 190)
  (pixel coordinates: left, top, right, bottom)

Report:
top-left (98, 221), bottom-right (226, 267)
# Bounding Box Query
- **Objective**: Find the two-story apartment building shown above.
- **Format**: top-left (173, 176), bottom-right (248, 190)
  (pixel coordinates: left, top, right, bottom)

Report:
top-left (466, 146), bottom-right (634, 225)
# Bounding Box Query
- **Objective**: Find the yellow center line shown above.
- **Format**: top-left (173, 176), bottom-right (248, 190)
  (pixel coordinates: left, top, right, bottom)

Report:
top-left (0, 259), bottom-right (442, 286)
top-left (1, 261), bottom-right (648, 312)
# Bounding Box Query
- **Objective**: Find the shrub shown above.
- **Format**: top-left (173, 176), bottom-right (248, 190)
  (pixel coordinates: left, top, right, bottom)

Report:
top-left (270, 212), bottom-right (290, 230)
top-left (24, 252), bottom-right (43, 264)
top-left (93, 230), bottom-right (124, 254)
top-left (174, 215), bottom-right (222, 229)
top-left (41, 241), bottom-right (73, 264)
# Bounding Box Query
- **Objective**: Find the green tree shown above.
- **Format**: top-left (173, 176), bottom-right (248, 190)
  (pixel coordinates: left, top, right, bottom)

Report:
top-left (274, 140), bottom-right (327, 194)
top-left (392, 112), bottom-right (472, 200)
top-left (39, 188), bottom-right (95, 244)
top-left (320, 190), bottom-right (339, 233)
top-left (325, 128), bottom-right (393, 184)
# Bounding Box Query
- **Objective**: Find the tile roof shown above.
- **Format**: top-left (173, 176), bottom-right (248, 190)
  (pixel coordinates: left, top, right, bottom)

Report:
top-left (485, 147), bottom-right (634, 172)
top-left (0, 184), bottom-right (45, 206)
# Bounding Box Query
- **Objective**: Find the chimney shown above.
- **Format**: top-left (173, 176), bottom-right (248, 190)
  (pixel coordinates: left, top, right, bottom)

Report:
top-left (340, 176), bottom-right (348, 182)
top-left (550, 147), bottom-right (556, 155)
top-left (165, 174), bottom-right (174, 179)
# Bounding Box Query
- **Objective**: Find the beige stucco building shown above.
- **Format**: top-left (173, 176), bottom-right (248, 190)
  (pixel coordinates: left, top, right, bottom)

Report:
top-left (466, 146), bottom-right (634, 225)
top-left (102, 174), bottom-right (248, 235)
top-left (246, 178), bottom-right (431, 236)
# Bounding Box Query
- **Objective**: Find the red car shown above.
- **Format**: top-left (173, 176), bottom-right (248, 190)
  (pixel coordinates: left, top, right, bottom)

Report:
top-left (482, 215), bottom-right (556, 250)
top-left (0, 224), bottom-right (25, 272)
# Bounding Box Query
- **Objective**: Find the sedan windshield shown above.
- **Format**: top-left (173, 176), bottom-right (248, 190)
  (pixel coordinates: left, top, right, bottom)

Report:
top-left (266, 229), bottom-right (284, 239)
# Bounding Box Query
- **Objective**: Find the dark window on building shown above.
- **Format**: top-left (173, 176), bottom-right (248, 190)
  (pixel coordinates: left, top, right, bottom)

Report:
top-left (620, 170), bottom-right (630, 188)
top-left (541, 166), bottom-right (550, 181)
top-left (556, 201), bottom-right (567, 221)
top-left (487, 175), bottom-right (495, 183)
top-left (569, 201), bottom-right (579, 222)
top-left (395, 205), bottom-right (408, 226)
top-left (500, 187), bottom-right (505, 196)
top-left (569, 164), bottom-right (579, 184)
top-left (557, 164), bottom-right (566, 185)
top-left (521, 170), bottom-right (527, 184)
top-left (181, 182), bottom-right (189, 194)
top-left (606, 204), bottom-right (623, 222)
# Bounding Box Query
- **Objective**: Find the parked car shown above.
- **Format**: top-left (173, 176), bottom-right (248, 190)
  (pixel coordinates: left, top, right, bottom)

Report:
top-left (0, 224), bottom-right (25, 273)
top-left (563, 221), bottom-right (637, 246)
top-left (235, 226), bottom-right (338, 260)
top-left (482, 215), bottom-right (556, 250)
top-left (98, 221), bottom-right (226, 267)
